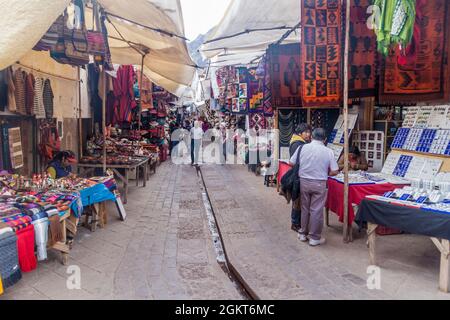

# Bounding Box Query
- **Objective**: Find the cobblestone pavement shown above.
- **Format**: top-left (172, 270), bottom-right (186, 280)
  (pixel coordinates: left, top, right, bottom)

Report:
top-left (0, 163), bottom-right (241, 300)
top-left (201, 164), bottom-right (450, 300)
top-left (3, 161), bottom-right (450, 300)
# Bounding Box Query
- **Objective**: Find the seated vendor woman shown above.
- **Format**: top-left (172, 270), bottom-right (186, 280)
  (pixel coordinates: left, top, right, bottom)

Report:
top-left (47, 150), bottom-right (77, 179)
top-left (338, 146), bottom-right (368, 171)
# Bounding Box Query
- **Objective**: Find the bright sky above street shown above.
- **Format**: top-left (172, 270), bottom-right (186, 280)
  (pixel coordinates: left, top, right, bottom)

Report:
top-left (180, 0), bottom-right (232, 41)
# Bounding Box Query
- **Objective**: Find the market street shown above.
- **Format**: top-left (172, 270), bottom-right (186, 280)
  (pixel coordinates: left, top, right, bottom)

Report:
top-left (2, 162), bottom-right (450, 300)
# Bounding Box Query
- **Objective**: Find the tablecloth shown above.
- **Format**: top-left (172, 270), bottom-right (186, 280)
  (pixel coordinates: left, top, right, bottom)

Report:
top-left (357, 199), bottom-right (450, 241)
top-left (326, 178), bottom-right (407, 225)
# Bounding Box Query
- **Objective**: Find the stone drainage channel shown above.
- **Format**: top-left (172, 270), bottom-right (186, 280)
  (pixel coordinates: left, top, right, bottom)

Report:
top-left (196, 166), bottom-right (259, 300)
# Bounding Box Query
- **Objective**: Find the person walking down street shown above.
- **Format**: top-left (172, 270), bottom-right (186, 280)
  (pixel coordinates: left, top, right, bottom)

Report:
top-left (290, 128), bottom-right (339, 246)
top-left (190, 121), bottom-right (203, 165)
top-left (289, 123), bottom-right (311, 232)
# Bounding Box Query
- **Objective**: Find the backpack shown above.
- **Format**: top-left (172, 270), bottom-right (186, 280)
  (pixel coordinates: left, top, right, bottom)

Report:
top-left (280, 144), bottom-right (304, 202)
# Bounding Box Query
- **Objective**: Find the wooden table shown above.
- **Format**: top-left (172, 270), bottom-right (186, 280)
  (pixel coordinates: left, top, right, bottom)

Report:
top-left (51, 211), bottom-right (71, 265)
top-left (78, 157), bottom-right (149, 204)
top-left (359, 198), bottom-right (450, 293)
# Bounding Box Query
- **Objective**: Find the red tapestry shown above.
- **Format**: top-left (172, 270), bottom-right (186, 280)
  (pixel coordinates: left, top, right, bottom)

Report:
top-left (348, 0), bottom-right (377, 100)
top-left (267, 43), bottom-right (302, 108)
top-left (301, 0), bottom-right (342, 107)
top-left (380, 0), bottom-right (448, 104)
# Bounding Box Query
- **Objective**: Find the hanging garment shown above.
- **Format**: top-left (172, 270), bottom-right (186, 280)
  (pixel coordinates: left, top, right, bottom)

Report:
top-left (6, 67), bottom-right (16, 112)
top-left (25, 73), bottom-right (35, 115)
top-left (33, 77), bottom-right (46, 118)
top-left (1, 123), bottom-right (11, 171)
top-left (31, 217), bottom-right (49, 261)
top-left (0, 68), bottom-right (7, 111)
top-left (300, 0), bottom-right (341, 107)
top-left (88, 64), bottom-right (102, 128)
top-left (13, 69), bottom-right (26, 115)
top-left (39, 121), bottom-right (61, 160)
top-left (0, 229), bottom-right (21, 289)
top-left (374, 0), bottom-right (416, 56)
top-left (106, 91), bottom-right (115, 126)
top-left (43, 79), bottom-right (54, 119)
top-left (380, 0), bottom-right (448, 104)
top-left (113, 65), bottom-right (137, 124)
top-left (15, 224), bottom-right (37, 272)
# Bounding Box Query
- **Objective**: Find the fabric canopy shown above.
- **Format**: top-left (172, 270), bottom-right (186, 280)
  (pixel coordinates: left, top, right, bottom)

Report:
top-left (201, 0), bottom-right (301, 66)
top-left (0, 0), bottom-right (196, 97)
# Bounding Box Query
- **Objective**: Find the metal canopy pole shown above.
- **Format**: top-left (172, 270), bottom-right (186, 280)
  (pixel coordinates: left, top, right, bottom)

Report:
top-left (102, 67), bottom-right (107, 174)
top-left (343, 0), bottom-right (351, 243)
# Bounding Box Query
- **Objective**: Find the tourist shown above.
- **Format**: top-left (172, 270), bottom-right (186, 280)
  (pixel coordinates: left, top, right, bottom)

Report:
top-left (289, 123), bottom-right (312, 232)
top-left (190, 121), bottom-right (203, 165)
top-left (290, 128), bottom-right (339, 246)
top-left (338, 145), bottom-right (368, 171)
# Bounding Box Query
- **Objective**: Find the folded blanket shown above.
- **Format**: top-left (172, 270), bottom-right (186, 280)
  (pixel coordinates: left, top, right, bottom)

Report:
top-left (16, 224), bottom-right (37, 272)
top-left (0, 230), bottom-right (22, 288)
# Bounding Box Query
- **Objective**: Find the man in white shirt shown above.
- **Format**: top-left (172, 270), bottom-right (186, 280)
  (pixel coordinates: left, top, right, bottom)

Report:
top-left (190, 121), bottom-right (203, 165)
top-left (290, 128), bottom-right (339, 246)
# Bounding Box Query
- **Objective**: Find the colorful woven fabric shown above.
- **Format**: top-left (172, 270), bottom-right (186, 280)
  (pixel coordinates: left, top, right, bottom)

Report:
top-left (380, 0), bottom-right (448, 104)
top-left (15, 224), bottom-right (37, 272)
top-left (262, 56), bottom-right (274, 116)
top-left (374, 0), bottom-right (416, 56)
top-left (301, 0), bottom-right (341, 107)
top-left (249, 113), bottom-right (267, 131)
top-left (0, 230), bottom-right (21, 288)
top-left (348, 0), bottom-right (378, 99)
top-left (247, 68), bottom-right (264, 114)
top-left (267, 43), bottom-right (301, 108)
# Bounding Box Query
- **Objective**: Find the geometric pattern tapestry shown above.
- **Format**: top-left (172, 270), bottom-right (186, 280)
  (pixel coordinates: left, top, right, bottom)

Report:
top-left (380, 0), bottom-right (448, 104)
top-left (247, 67), bottom-right (264, 113)
top-left (301, 0), bottom-right (342, 107)
top-left (348, 0), bottom-right (377, 100)
top-left (267, 43), bottom-right (302, 108)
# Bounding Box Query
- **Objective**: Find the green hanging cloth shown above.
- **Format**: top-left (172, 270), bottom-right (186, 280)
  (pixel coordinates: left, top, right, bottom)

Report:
top-left (374, 0), bottom-right (416, 55)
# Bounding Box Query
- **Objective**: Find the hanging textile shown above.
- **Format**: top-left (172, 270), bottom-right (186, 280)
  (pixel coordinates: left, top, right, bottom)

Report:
top-left (301, 0), bottom-right (342, 107)
top-left (137, 71), bottom-right (153, 111)
top-left (247, 68), bottom-right (264, 114)
top-left (262, 56), bottom-right (274, 117)
top-left (0, 69), bottom-right (7, 111)
top-left (106, 91), bottom-right (115, 126)
top-left (113, 65), bottom-right (137, 125)
top-left (13, 69), bottom-right (26, 115)
top-left (33, 77), bottom-right (46, 119)
top-left (278, 110), bottom-right (295, 147)
top-left (15, 224), bottom-right (37, 273)
top-left (249, 113), bottom-right (267, 131)
top-left (1, 123), bottom-right (11, 171)
top-left (267, 43), bottom-right (301, 108)
top-left (25, 73), bottom-right (35, 115)
top-left (348, 0), bottom-right (378, 100)
top-left (88, 64), bottom-right (102, 128)
top-left (6, 67), bottom-right (16, 113)
top-left (380, 0), bottom-right (448, 104)
top-left (373, 0), bottom-right (417, 56)
top-left (0, 229), bottom-right (21, 289)
top-left (42, 79), bottom-right (54, 119)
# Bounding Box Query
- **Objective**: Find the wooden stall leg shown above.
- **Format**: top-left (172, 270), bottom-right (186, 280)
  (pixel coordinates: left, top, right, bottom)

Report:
top-left (136, 167), bottom-right (139, 187)
top-left (143, 164), bottom-right (147, 187)
top-left (61, 218), bottom-right (68, 265)
top-left (431, 238), bottom-right (450, 293)
top-left (124, 169), bottom-right (129, 204)
top-left (367, 223), bottom-right (378, 266)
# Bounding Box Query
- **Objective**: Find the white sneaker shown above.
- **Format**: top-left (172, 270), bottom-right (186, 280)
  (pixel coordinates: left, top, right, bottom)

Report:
top-left (298, 234), bottom-right (308, 242)
top-left (309, 238), bottom-right (326, 246)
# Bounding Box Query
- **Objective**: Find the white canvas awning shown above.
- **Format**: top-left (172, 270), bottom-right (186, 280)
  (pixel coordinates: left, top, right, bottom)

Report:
top-left (0, 0), bottom-right (196, 97)
top-left (201, 0), bottom-right (301, 66)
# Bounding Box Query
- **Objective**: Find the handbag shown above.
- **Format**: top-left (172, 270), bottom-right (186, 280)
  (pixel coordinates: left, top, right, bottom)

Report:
top-left (280, 144), bottom-right (304, 202)
top-left (33, 15), bottom-right (65, 51)
top-left (87, 1), bottom-right (106, 56)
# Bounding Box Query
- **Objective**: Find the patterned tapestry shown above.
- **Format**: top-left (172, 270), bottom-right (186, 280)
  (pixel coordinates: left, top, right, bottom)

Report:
top-left (301, 0), bottom-right (342, 107)
top-left (380, 0), bottom-right (448, 104)
top-left (247, 67), bottom-right (264, 113)
top-left (267, 43), bottom-right (302, 108)
top-left (216, 66), bottom-right (249, 114)
top-left (263, 56), bottom-right (274, 116)
top-left (249, 113), bottom-right (267, 131)
top-left (348, 0), bottom-right (377, 99)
